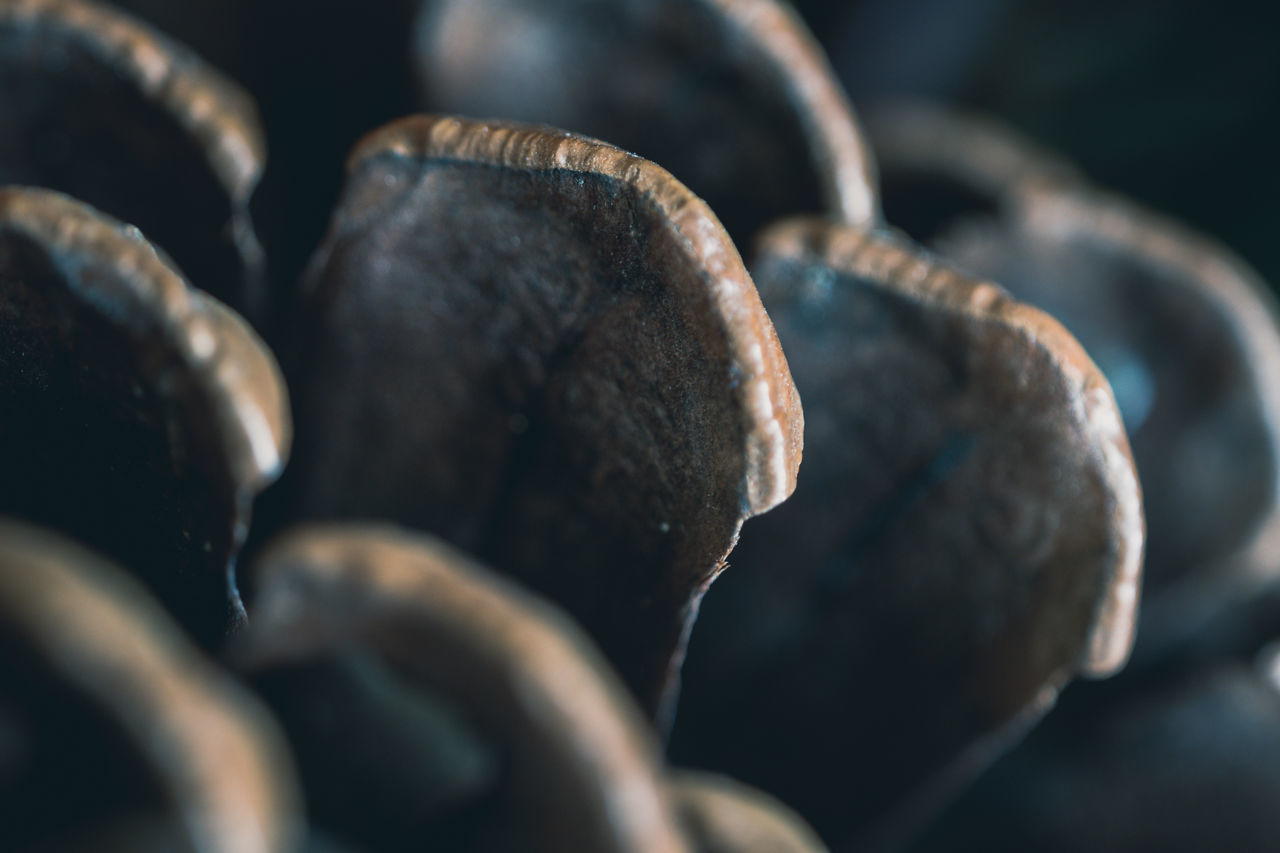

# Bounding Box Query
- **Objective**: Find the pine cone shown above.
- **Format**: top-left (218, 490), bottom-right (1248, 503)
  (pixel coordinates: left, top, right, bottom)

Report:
top-left (1, 1), bottom-right (1275, 851)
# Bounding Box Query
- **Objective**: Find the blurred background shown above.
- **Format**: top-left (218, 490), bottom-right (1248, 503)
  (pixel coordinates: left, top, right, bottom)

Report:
top-left (796, 0), bottom-right (1279, 289)
top-left (791, 3), bottom-right (1280, 847)
top-left (117, 0), bottom-right (1279, 300)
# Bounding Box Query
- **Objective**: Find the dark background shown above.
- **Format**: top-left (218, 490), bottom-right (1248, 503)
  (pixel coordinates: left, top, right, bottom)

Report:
top-left (796, 0), bottom-right (1280, 288)
top-left (114, 0), bottom-right (1279, 300)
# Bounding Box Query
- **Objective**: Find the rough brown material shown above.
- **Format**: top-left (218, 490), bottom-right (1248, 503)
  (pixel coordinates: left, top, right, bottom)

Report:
top-left (0, 519), bottom-right (299, 853)
top-left (671, 219), bottom-right (1142, 847)
top-left (0, 0), bottom-right (267, 316)
top-left (673, 772), bottom-right (828, 853)
top-left (235, 523), bottom-right (691, 853)
top-left (415, 0), bottom-right (878, 243)
top-left (0, 188), bottom-right (290, 645)
top-left (871, 103), bottom-right (1280, 609)
top-left (283, 115), bottom-right (802, 715)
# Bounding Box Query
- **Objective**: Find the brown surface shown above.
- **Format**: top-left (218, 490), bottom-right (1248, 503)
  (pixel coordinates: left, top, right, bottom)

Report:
top-left (0, 519), bottom-right (298, 853)
top-left (0, 0), bottom-right (267, 317)
top-left (872, 103), bottom-right (1280, 608)
top-left (0, 188), bottom-right (290, 645)
top-left (283, 115), bottom-right (801, 715)
top-left (415, 0), bottom-right (877, 243)
top-left (235, 523), bottom-right (690, 853)
top-left (673, 772), bottom-right (828, 853)
top-left (671, 219), bottom-right (1142, 847)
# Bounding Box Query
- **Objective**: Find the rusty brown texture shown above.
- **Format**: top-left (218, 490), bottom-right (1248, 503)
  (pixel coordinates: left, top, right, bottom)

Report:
top-left (871, 103), bottom-right (1280, 641)
top-left (672, 218), bottom-right (1142, 846)
top-left (0, 3), bottom-right (1212, 851)
top-left (280, 114), bottom-right (801, 716)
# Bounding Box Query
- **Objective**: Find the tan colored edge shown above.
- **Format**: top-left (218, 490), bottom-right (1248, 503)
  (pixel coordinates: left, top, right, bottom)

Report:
top-left (756, 217), bottom-right (1145, 677)
top-left (1, 0), bottom-right (265, 199)
top-left (708, 0), bottom-right (880, 227)
top-left (873, 102), bottom-right (1280, 590)
top-left (671, 771), bottom-right (829, 852)
top-left (0, 520), bottom-right (300, 853)
top-left (0, 187), bottom-right (291, 490)
top-left (241, 523), bottom-right (691, 853)
top-left (866, 101), bottom-right (1081, 203)
top-left (347, 114), bottom-right (801, 516)
top-left (1019, 186), bottom-right (1280, 565)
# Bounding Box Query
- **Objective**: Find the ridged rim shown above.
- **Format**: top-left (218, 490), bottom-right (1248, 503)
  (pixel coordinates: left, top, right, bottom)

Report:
top-left (873, 101), bottom-right (1280, 585)
top-left (0, 187), bottom-right (290, 491)
top-left (348, 114), bottom-right (803, 516)
top-left (1018, 185), bottom-right (1280, 564)
top-left (756, 217), bottom-right (1145, 676)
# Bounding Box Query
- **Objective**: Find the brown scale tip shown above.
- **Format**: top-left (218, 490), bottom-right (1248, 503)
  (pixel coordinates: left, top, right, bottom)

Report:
top-left (0, 187), bottom-right (290, 488)
top-left (871, 101), bottom-right (1280, 623)
top-left (350, 113), bottom-right (802, 517)
top-left (759, 216), bottom-right (1144, 675)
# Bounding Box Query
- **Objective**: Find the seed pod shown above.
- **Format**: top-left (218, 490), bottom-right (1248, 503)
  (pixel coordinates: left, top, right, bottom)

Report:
top-left (415, 0), bottom-right (877, 242)
top-left (0, 0), bottom-right (268, 316)
top-left (0, 519), bottom-right (299, 853)
top-left (673, 219), bottom-right (1142, 847)
top-left (234, 523), bottom-right (691, 853)
top-left (0, 188), bottom-right (290, 644)
top-left (282, 115), bottom-right (801, 716)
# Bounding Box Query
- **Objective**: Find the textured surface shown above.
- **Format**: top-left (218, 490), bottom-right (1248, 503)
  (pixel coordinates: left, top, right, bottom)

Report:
top-left (284, 115), bottom-right (800, 715)
top-left (236, 524), bottom-right (690, 853)
top-left (0, 188), bottom-right (290, 645)
top-left (0, 0), bottom-right (267, 316)
top-left (672, 219), bottom-right (1141, 847)
top-left (873, 104), bottom-right (1280, 605)
top-left (0, 519), bottom-right (298, 853)
top-left (415, 0), bottom-right (876, 243)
